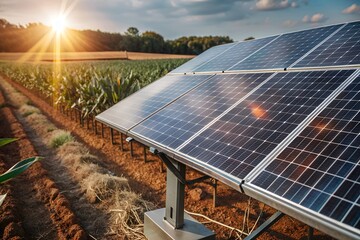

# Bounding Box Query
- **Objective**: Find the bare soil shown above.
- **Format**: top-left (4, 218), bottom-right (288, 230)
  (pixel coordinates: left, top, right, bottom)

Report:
top-left (0, 87), bottom-right (86, 239)
top-left (0, 75), bottom-right (335, 239)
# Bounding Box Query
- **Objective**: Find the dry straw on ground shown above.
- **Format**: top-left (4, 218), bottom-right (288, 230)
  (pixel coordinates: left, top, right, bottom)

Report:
top-left (0, 79), bottom-right (154, 239)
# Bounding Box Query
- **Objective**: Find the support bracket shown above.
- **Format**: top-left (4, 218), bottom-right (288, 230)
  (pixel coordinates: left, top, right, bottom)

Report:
top-left (157, 152), bottom-right (187, 185)
top-left (126, 137), bottom-right (134, 157)
top-left (244, 211), bottom-right (284, 240)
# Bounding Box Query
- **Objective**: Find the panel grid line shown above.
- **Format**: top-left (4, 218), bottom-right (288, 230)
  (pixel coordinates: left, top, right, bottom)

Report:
top-left (246, 184), bottom-right (360, 235)
top-left (127, 74), bottom-right (216, 132)
top-left (225, 35), bottom-right (282, 71)
top-left (171, 43), bottom-right (237, 74)
top-left (175, 72), bottom-right (278, 151)
top-left (288, 23), bottom-right (346, 69)
top-left (188, 43), bottom-right (239, 73)
top-left (246, 69), bottom-right (360, 181)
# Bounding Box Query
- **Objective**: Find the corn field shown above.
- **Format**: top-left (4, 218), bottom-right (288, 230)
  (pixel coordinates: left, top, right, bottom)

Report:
top-left (0, 59), bottom-right (188, 120)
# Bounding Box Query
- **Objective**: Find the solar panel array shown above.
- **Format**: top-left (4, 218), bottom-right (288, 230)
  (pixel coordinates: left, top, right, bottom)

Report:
top-left (294, 22), bottom-right (360, 68)
top-left (96, 20), bottom-right (360, 239)
top-left (230, 24), bottom-right (342, 71)
top-left (193, 36), bottom-right (277, 72)
top-left (249, 72), bottom-right (360, 231)
top-left (170, 42), bottom-right (236, 74)
top-left (178, 70), bottom-right (355, 179)
top-left (132, 72), bottom-right (272, 149)
top-left (96, 74), bottom-right (213, 131)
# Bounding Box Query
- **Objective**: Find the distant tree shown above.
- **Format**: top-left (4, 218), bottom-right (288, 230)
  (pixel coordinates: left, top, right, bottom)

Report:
top-left (0, 18), bottom-right (16, 29)
top-left (126, 27), bottom-right (139, 37)
top-left (141, 31), bottom-right (165, 53)
top-left (244, 37), bottom-right (255, 41)
top-left (0, 18), bottom-right (234, 54)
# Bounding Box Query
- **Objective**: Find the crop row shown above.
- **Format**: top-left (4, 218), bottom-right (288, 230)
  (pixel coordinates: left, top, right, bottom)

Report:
top-left (0, 59), bottom-right (188, 118)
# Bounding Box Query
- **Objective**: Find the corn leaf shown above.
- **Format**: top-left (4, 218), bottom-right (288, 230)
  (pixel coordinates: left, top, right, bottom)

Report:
top-left (0, 194), bottom-right (6, 206)
top-left (0, 157), bottom-right (43, 183)
top-left (0, 138), bottom-right (18, 148)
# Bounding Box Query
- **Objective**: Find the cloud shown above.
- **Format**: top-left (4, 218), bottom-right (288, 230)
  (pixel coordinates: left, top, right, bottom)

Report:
top-left (291, 1), bottom-right (298, 8)
top-left (255, 0), bottom-right (291, 11)
top-left (342, 4), bottom-right (360, 14)
top-left (283, 19), bottom-right (298, 27)
top-left (302, 15), bottom-right (309, 23)
top-left (302, 13), bottom-right (326, 24)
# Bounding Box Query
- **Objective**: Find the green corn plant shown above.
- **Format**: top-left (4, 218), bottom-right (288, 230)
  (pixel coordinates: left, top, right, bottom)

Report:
top-left (0, 58), bottom-right (189, 122)
top-left (0, 138), bottom-right (42, 206)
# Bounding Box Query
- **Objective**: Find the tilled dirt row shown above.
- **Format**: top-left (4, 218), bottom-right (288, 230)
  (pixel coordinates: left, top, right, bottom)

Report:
top-left (1, 74), bottom-right (334, 239)
top-left (0, 88), bottom-right (86, 239)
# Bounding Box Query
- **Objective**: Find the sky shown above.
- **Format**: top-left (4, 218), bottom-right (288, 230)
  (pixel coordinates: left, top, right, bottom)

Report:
top-left (1, 0), bottom-right (360, 41)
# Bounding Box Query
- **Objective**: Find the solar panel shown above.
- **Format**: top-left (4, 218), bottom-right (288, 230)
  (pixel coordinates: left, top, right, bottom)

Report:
top-left (96, 74), bottom-right (212, 131)
top-left (294, 21), bottom-right (360, 68)
top-left (170, 43), bottom-right (236, 74)
top-left (229, 24), bottom-right (342, 71)
top-left (249, 72), bottom-right (360, 233)
top-left (178, 70), bottom-right (355, 181)
top-left (131, 72), bottom-right (273, 149)
top-left (129, 70), bottom-right (355, 184)
top-left (193, 36), bottom-right (277, 73)
top-left (96, 20), bottom-right (360, 239)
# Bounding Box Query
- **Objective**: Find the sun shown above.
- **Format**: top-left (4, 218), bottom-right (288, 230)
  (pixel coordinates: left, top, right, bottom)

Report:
top-left (52, 15), bottom-right (67, 34)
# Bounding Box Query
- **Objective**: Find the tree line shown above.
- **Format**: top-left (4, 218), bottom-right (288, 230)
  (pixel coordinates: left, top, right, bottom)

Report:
top-left (0, 19), bottom-right (234, 55)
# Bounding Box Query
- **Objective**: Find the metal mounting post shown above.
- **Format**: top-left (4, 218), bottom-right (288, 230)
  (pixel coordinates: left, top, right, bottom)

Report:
top-left (110, 128), bottom-right (114, 145)
top-left (165, 158), bottom-right (186, 228)
top-left (101, 123), bottom-right (104, 138)
top-left (143, 145), bottom-right (147, 163)
top-left (119, 133), bottom-right (124, 151)
top-left (144, 150), bottom-right (215, 240)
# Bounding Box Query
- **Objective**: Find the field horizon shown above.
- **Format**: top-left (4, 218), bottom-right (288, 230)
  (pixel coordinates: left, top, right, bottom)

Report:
top-left (0, 51), bottom-right (195, 63)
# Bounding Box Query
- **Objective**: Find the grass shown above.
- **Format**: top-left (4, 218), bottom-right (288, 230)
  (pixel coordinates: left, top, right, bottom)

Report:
top-left (19, 104), bottom-right (40, 116)
top-left (49, 130), bottom-right (74, 148)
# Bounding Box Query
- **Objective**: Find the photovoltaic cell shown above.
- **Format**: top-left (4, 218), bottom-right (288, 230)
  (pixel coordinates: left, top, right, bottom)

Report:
top-left (131, 73), bottom-right (272, 149)
top-left (179, 70), bottom-right (355, 180)
top-left (229, 24), bottom-right (342, 71)
top-left (193, 36), bottom-right (277, 73)
top-left (251, 73), bottom-right (360, 230)
top-left (96, 74), bottom-right (212, 131)
top-left (170, 43), bottom-right (236, 74)
top-left (295, 21), bottom-right (360, 68)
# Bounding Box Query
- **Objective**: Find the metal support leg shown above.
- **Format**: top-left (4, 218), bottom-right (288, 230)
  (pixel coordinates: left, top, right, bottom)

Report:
top-left (126, 137), bottom-right (134, 157)
top-left (87, 116), bottom-right (90, 129)
top-left (165, 160), bottom-right (186, 228)
top-left (143, 145), bottom-right (147, 163)
top-left (144, 155), bottom-right (215, 240)
top-left (120, 133), bottom-right (124, 151)
top-left (308, 226), bottom-right (314, 240)
top-left (94, 120), bottom-right (98, 135)
top-left (101, 123), bottom-right (104, 138)
top-left (160, 161), bottom-right (164, 172)
top-left (110, 128), bottom-right (114, 145)
top-left (212, 179), bottom-right (217, 208)
top-left (80, 114), bottom-right (84, 127)
top-left (130, 141), bottom-right (133, 157)
top-left (244, 211), bottom-right (284, 240)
